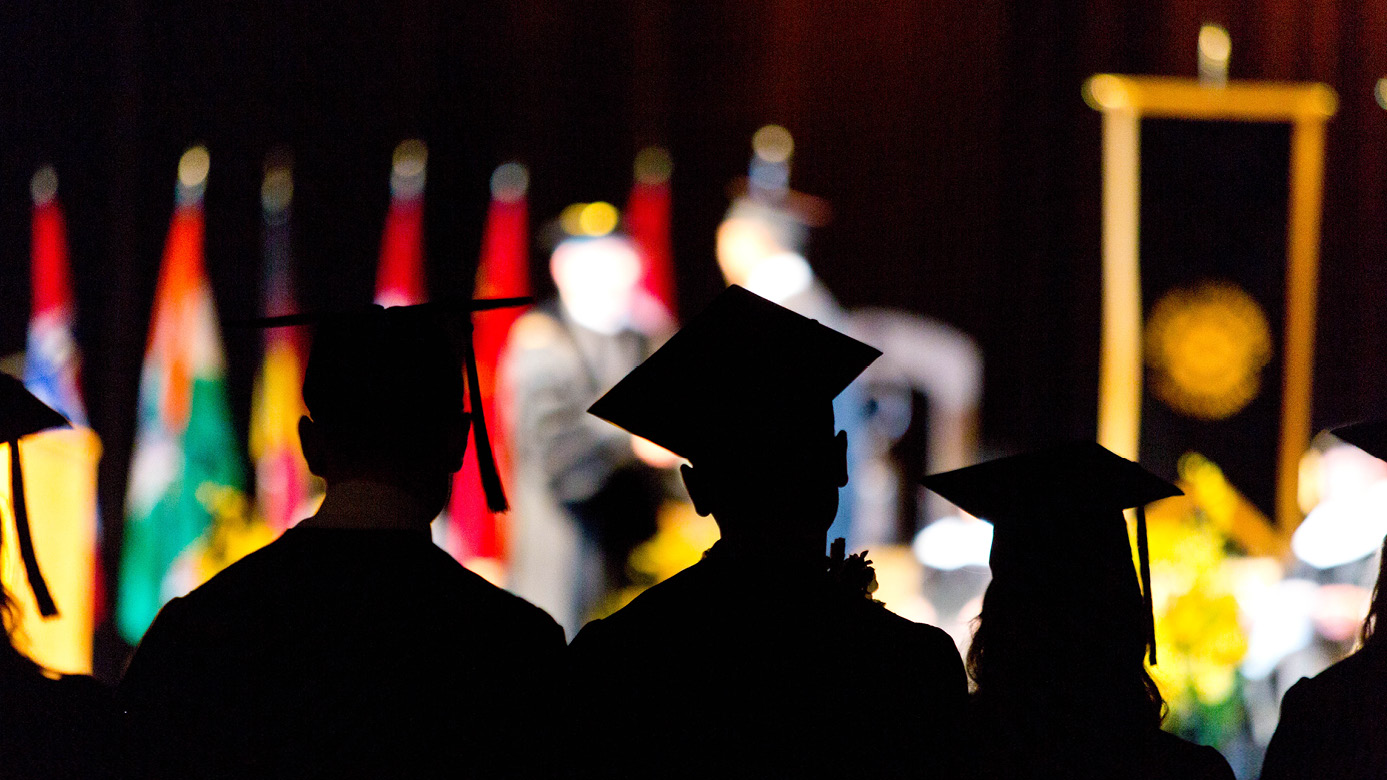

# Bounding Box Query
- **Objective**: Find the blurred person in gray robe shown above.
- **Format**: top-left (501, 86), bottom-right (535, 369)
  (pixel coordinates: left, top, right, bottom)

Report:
top-left (503, 221), bottom-right (677, 636)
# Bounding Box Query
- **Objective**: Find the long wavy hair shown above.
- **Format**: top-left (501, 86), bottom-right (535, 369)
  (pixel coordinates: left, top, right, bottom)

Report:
top-left (1359, 535), bottom-right (1387, 649)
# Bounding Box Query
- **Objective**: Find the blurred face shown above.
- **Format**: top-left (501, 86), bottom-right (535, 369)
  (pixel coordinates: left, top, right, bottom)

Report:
top-left (715, 217), bottom-right (778, 287)
top-left (551, 237), bottom-right (642, 333)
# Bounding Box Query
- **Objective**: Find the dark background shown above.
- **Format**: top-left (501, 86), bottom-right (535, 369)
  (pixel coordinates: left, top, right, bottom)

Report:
top-left (3, 0), bottom-right (1386, 676)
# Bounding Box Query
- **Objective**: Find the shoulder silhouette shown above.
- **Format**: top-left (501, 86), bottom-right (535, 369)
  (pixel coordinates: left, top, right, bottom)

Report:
top-left (1261, 420), bottom-right (1387, 779)
top-left (118, 302), bottom-right (565, 778)
top-left (572, 286), bottom-right (968, 778)
top-left (0, 374), bottom-right (115, 779)
top-left (922, 442), bottom-right (1234, 780)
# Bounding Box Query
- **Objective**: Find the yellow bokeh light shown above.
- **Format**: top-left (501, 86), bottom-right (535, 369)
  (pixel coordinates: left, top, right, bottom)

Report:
top-left (559, 203), bottom-right (588, 236)
top-left (178, 146), bottom-right (211, 189)
top-left (578, 201), bottom-right (619, 237)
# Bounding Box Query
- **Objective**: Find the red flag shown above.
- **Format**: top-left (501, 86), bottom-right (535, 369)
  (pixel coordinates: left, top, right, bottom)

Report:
top-left (625, 146), bottom-right (677, 323)
top-left (449, 163), bottom-right (530, 567)
top-left (375, 140), bottom-right (428, 309)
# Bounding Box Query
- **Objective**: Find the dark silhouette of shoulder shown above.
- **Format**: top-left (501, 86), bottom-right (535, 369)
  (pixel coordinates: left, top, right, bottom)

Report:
top-left (120, 527), bottom-right (563, 778)
top-left (2, 665), bottom-right (115, 780)
top-left (1261, 645), bottom-right (1387, 780)
top-left (570, 555), bottom-right (966, 779)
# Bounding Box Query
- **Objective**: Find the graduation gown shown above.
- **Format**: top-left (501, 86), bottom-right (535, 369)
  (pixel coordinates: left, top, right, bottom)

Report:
top-left (1, 657), bottom-right (115, 780)
top-left (1261, 644), bottom-right (1387, 779)
top-left (963, 701), bottom-right (1234, 780)
top-left (118, 527), bottom-right (565, 778)
top-left (567, 546), bottom-right (969, 779)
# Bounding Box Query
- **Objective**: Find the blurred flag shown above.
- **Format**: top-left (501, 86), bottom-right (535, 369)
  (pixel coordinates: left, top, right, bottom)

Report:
top-left (375, 140), bottom-right (463, 554)
top-left (625, 146), bottom-right (677, 327)
top-left (375, 140), bottom-right (429, 309)
top-left (118, 147), bottom-right (254, 643)
top-left (2, 166), bottom-right (102, 673)
top-left (249, 158), bottom-right (314, 534)
top-left (448, 162), bottom-right (530, 576)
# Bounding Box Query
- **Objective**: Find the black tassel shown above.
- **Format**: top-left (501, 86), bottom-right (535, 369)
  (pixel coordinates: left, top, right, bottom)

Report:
top-left (462, 319), bottom-right (508, 513)
top-left (11, 441), bottom-right (57, 617)
top-left (1137, 504), bottom-right (1155, 665)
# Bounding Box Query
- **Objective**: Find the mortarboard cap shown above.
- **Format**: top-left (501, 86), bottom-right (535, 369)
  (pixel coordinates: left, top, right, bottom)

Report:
top-left (920, 442), bottom-right (1182, 664)
top-left (588, 285), bottom-right (879, 461)
top-left (1332, 420), bottom-right (1387, 462)
top-left (242, 295), bottom-right (531, 512)
top-left (0, 373), bottom-right (71, 617)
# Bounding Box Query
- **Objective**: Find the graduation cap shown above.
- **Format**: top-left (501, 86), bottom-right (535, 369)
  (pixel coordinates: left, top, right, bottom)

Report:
top-left (0, 373), bottom-right (71, 617)
top-left (1332, 419), bottom-right (1387, 462)
top-left (243, 295), bottom-right (531, 512)
top-left (920, 442), bottom-right (1182, 665)
top-left (588, 285), bottom-right (879, 461)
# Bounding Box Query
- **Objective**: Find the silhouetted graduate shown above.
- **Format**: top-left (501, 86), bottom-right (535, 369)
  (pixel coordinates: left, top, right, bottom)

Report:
top-left (118, 302), bottom-right (565, 778)
top-left (570, 285), bottom-right (967, 779)
top-left (0, 374), bottom-right (115, 779)
top-left (1260, 420), bottom-right (1387, 779)
top-left (922, 443), bottom-right (1234, 780)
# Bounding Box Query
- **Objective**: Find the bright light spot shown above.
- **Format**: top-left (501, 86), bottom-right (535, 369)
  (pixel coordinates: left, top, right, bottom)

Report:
top-left (551, 236), bottom-right (641, 334)
top-left (578, 201), bottom-right (619, 237)
top-left (1083, 74), bottom-right (1126, 110)
top-left (1376, 78), bottom-right (1387, 111)
top-left (912, 516), bottom-right (993, 571)
top-left (391, 139), bottom-right (428, 199)
top-left (634, 146), bottom-right (672, 185)
top-left (1198, 24), bottom-right (1232, 63)
top-left (178, 146), bottom-right (211, 189)
top-left (30, 165), bottom-right (58, 205)
top-left (560, 203), bottom-right (588, 236)
top-left (261, 165), bottom-right (293, 213)
top-left (490, 162), bottom-right (528, 202)
top-left (752, 124), bottom-right (794, 164)
top-left (1198, 24), bottom-right (1231, 86)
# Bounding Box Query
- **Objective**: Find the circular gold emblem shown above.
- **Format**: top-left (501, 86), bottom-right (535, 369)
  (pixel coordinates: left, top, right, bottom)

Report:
top-left (1145, 282), bottom-right (1273, 420)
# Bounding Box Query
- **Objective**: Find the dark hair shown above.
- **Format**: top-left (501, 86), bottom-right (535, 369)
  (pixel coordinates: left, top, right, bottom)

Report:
top-left (1360, 535), bottom-right (1387, 648)
top-left (967, 576), bottom-right (1165, 730)
top-left (1, 585), bottom-right (45, 677)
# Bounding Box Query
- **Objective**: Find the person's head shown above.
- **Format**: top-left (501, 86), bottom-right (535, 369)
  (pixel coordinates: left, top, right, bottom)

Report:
top-left (297, 306), bottom-right (469, 517)
top-left (588, 285), bottom-right (878, 553)
top-left (922, 443), bottom-right (1178, 727)
top-left (679, 400), bottom-right (848, 544)
top-left (965, 525), bottom-right (1165, 729)
top-left (550, 235), bottom-right (642, 334)
top-left (715, 200), bottom-right (809, 288)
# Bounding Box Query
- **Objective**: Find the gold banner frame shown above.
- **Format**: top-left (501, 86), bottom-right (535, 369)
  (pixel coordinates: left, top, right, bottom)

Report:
top-left (1086, 75), bottom-right (1336, 553)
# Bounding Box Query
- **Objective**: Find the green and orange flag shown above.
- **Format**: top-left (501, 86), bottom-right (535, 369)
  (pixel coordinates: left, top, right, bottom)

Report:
top-left (118, 147), bottom-right (254, 643)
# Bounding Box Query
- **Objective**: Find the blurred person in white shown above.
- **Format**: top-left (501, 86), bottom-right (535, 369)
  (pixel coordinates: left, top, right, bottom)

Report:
top-left (1261, 419), bottom-right (1387, 779)
top-left (503, 206), bottom-right (677, 637)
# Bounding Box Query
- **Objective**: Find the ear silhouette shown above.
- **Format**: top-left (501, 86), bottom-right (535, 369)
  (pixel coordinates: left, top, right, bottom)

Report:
top-left (681, 463), bottom-right (713, 517)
